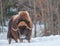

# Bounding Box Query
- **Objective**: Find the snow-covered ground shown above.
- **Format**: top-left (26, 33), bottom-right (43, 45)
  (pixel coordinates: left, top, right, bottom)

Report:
top-left (0, 32), bottom-right (60, 46)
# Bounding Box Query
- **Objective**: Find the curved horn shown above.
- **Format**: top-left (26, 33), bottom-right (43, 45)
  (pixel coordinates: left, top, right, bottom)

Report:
top-left (12, 27), bottom-right (19, 31)
top-left (25, 24), bottom-right (31, 30)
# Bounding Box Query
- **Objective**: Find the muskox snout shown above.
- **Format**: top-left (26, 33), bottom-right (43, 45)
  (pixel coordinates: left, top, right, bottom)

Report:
top-left (19, 26), bottom-right (26, 34)
top-left (19, 35), bottom-right (26, 42)
top-left (20, 35), bottom-right (26, 39)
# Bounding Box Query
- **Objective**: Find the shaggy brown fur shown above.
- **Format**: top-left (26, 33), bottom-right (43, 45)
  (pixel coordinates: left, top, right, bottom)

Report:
top-left (7, 11), bottom-right (33, 44)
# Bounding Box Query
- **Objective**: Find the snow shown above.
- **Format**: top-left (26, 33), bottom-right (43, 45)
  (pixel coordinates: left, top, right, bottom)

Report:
top-left (0, 26), bottom-right (8, 32)
top-left (0, 32), bottom-right (60, 46)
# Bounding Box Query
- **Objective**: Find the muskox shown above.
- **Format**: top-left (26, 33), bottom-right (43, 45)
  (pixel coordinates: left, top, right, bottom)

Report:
top-left (7, 11), bottom-right (33, 44)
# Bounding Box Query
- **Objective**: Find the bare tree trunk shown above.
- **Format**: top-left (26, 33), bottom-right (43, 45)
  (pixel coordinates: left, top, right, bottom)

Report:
top-left (56, 1), bottom-right (60, 35)
top-left (48, 0), bottom-right (54, 35)
top-left (1, 0), bottom-right (4, 32)
top-left (39, 0), bottom-right (46, 36)
top-left (34, 0), bottom-right (37, 37)
top-left (47, 0), bottom-right (51, 35)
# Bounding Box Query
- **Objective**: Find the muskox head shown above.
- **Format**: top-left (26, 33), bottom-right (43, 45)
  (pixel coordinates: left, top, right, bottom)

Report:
top-left (18, 21), bottom-right (31, 35)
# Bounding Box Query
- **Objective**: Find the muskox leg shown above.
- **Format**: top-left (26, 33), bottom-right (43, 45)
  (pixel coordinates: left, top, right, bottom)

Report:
top-left (14, 38), bottom-right (18, 43)
top-left (8, 38), bottom-right (11, 44)
top-left (26, 30), bottom-right (32, 43)
top-left (7, 30), bottom-right (11, 44)
top-left (15, 40), bottom-right (18, 43)
top-left (20, 38), bottom-right (23, 42)
top-left (27, 37), bottom-right (31, 43)
top-left (26, 34), bottom-right (31, 43)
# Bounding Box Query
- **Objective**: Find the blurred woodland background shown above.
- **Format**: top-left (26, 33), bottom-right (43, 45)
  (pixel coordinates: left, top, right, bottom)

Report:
top-left (0, 0), bottom-right (60, 37)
